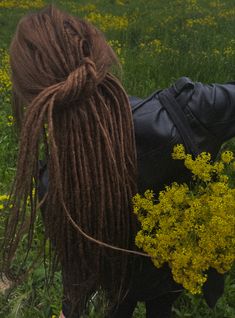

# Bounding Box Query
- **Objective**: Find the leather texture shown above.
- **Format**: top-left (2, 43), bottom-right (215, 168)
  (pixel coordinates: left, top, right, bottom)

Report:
top-left (132, 77), bottom-right (235, 196)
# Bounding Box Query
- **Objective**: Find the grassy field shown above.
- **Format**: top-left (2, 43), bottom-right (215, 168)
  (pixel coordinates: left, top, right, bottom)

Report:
top-left (0, 0), bottom-right (235, 317)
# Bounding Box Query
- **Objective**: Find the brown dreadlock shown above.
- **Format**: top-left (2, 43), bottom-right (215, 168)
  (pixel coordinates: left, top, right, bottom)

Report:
top-left (1, 4), bottom-right (143, 315)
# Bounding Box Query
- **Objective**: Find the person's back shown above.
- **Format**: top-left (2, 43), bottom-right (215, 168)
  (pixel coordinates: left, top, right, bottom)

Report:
top-left (1, 4), bottom-right (234, 318)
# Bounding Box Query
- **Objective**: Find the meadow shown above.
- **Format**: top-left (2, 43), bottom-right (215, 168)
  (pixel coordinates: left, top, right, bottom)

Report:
top-left (0, 0), bottom-right (235, 317)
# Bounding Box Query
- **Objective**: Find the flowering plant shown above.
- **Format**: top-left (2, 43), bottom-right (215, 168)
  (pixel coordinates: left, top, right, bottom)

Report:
top-left (133, 144), bottom-right (235, 294)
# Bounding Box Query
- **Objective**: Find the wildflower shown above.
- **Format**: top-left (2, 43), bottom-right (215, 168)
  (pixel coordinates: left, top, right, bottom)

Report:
top-left (85, 12), bottom-right (128, 32)
top-left (218, 9), bottom-right (235, 19)
top-left (139, 39), bottom-right (173, 55)
top-left (0, 194), bottom-right (9, 201)
top-left (0, 49), bottom-right (12, 104)
top-left (0, 0), bottom-right (44, 9)
top-left (221, 151), bottom-right (234, 163)
top-left (172, 144), bottom-right (186, 160)
top-left (212, 48), bottom-right (220, 56)
top-left (116, 0), bottom-right (126, 5)
top-left (78, 4), bottom-right (96, 12)
top-left (209, 1), bottom-right (225, 9)
top-left (223, 47), bottom-right (235, 57)
top-left (108, 40), bottom-right (125, 64)
top-left (133, 145), bottom-right (235, 294)
top-left (186, 16), bottom-right (217, 28)
top-left (213, 161), bottom-right (224, 174)
top-left (7, 115), bottom-right (13, 126)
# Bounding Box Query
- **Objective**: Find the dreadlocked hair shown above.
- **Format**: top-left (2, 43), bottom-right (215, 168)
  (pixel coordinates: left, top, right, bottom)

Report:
top-left (1, 4), bottom-right (141, 315)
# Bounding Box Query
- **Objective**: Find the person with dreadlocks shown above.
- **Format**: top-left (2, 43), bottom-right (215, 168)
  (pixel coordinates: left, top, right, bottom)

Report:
top-left (1, 4), bottom-right (234, 318)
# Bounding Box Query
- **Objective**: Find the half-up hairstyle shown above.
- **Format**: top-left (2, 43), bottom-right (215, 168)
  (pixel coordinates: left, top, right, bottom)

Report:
top-left (1, 4), bottom-right (139, 315)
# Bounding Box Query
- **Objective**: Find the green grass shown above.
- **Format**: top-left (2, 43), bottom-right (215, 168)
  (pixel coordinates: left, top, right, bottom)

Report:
top-left (0, 0), bottom-right (235, 317)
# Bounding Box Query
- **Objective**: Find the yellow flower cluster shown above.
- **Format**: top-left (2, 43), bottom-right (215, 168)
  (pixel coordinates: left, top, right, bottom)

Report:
top-left (77, 4), bottom-right (96, 12)
top-left (133, 144), bottom-right (235, 294)
top-left (0, 194), bottom-right (10, 210)
top-left (85, 12), bottom-right (128, 32)
top-left (57, 2), bottom-right (96, 15)
top-left (0, 0), bottom-right (44, 9)
top-left (159, 16), bottom-right (174, 28)
top-left (186, 15), bottom-right (217, 28)
top-left (108, 40), bottom-right (125, 64)
top-left (223, 47), bottom-right (235, 57)
top-left (0, 68), bottom-right (11, 91)
top-left (218, 9), bottom-right (235, 19)
top-left (186, 0), bottom-right (198, 6)
top-left (211, 39), bottom-right (235, 58)
top-left (185, 0), bottom-right (202, 14)
top-left (0, 49), bottom-right (12, 104)
top-left (139, 39), bottom-right (179, 56)
top-left (0, 66), bottom-right (11, 88)
top-left (209, 1), bottom-right (225, 9)
top-left (116, 0), bottom-right (126, 5)
top-left (212, 48), bottom-right (220, 56)
top-left (0, 49), bottom-right (9, 65)
top-left (7, 115), bottom-right (13, 126)
top-left (0, 189), bottom-right (36, 212)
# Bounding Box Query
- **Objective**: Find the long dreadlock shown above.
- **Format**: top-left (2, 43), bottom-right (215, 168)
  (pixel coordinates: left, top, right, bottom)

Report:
top-left (1, 4), bottom-right (145, 315)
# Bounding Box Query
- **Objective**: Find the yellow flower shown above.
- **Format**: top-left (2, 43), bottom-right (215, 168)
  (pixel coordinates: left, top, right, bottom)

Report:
top-left (213, 161), bottom-right (224, 174)
top-left (212, 48), bottom-right (220, 56)
top-left (218, 9), bottom-right (235, 19)
top-left (172, 144), bottom-right (186, 160)
top-left (7, 115), bottom-right (13, 126)
top-left (0, 49), bottom-right (12, 104)
top-left (139, 39), bottom-right (175, 56)
top-left (133, 145), bottom-right (235, 294)
top-left (0, 0), bottom-right (44, 9)
top-left (0, 194), bottom-right (9, 201)
top-left (85, 12), bottom-right (128, 32)
top-left (209, 1), bottom-right (225, 9)
top-left (78, 4), bottom-right (96, 12)
top-left (116, 0), bottom-right (126, 5)
top-left (186, 16), bottom-right (217, 28)
top-left (108, 40), bottom-right (125, 64)
top-left (221, 150), bottom-right (234, 163)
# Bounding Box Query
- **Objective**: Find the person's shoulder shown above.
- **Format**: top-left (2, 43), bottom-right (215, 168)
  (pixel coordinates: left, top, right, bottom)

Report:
top-left (128, 96), bottom-right (143, 107)
top-left (129, 77), bottom-right (195, 110)
top-left (172, 77), bottom-right (195, 95)
top-left (128, 88), bottom-right (163, 114)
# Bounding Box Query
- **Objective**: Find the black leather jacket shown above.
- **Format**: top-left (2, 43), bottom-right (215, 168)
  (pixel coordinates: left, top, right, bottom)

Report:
top-left (39, 77), bottom-right (235, 308)
top-left (132, 77), bottom-right (235, 195)
top-left (126, 76), bottom-right (235, 307)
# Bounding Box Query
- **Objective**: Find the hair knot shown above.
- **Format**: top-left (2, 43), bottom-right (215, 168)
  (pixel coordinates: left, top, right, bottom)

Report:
top-left (56, 57), bottom-right (98, 106)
